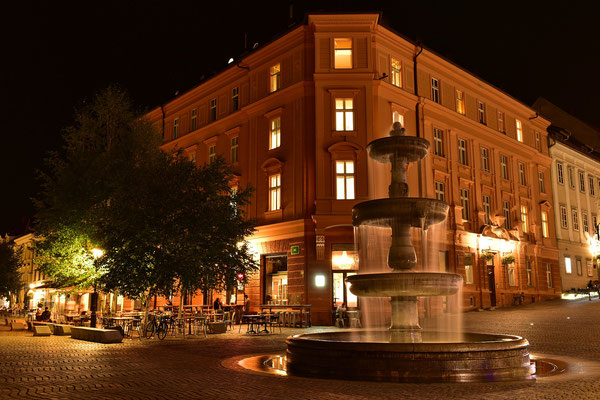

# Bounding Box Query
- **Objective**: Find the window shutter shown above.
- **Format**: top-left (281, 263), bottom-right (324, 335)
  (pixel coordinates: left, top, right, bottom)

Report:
top-left (319, 38), bottom-right (330, 70)
top-left (355, 37), bottom-right (368, 68)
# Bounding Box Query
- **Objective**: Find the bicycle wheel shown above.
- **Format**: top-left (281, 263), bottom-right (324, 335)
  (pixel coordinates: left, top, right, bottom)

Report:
top-left (145, 321), bottom-right (156, 339)
top-left (157, 321), bottom-right (168, 340)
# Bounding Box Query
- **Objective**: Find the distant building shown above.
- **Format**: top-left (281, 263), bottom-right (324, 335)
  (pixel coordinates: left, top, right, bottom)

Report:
top-left (147, 14), bottom-right (560, 324)
top-left (534, 98), bottom-right (600, 290)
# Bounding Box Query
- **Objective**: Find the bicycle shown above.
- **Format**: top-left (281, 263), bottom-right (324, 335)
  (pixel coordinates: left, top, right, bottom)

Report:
top-left (145, 314), bottom-right (172, 340)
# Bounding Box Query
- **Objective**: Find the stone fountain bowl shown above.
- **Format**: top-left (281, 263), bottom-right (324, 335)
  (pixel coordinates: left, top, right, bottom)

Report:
top-left (367, 136), bottom-right (430, 163)
top-left (353, 198), bottom-right (449, 229)
top-left (286, 330), bottom-right (533, 382)
top-left (346, 272), bottom-right (462, 297)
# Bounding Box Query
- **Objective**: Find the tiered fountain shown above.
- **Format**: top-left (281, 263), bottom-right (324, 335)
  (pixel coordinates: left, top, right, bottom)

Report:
top-left (286, 123), bottom-right (534, 382)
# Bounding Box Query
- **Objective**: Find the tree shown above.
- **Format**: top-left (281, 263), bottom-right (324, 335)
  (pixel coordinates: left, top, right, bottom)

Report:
top-left (0, 241), bottom-right (23, 302)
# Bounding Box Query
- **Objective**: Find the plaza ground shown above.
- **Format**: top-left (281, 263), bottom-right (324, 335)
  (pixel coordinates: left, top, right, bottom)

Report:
top-left (2, 298), bottom-right (600, 399)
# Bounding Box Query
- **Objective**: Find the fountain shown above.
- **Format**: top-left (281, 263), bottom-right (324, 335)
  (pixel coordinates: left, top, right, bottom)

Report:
top-left (285, 122), bottom-right (534, 382)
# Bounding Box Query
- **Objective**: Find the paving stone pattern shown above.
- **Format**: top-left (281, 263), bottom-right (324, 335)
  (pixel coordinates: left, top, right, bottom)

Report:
top-left (2, 299), bottom-right (600, 399)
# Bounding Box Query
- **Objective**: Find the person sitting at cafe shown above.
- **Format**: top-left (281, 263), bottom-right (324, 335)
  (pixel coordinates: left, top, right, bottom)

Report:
top-left (243, 295), bottom-right (250, 315)
top-left (40, 307), bottom-right (51, 322)
top-left (213, 297), bottom-right (223, 311)
top-left (35, 307), bottom-right (43, 321)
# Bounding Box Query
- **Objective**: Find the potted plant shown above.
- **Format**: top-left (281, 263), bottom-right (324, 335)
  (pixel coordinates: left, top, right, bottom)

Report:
top-left (480, 252), bottom-right (494, 263)
top-left (501, 255), bottom-right (516, 265)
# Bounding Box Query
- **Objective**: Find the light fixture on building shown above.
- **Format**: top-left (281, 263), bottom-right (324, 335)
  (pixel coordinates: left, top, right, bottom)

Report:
top-left (91, 248), bottom-right (104, 259)
top-left (315, 274), bottom-right (326, 288)
top-left (228, 58), bottom-right (234, 64)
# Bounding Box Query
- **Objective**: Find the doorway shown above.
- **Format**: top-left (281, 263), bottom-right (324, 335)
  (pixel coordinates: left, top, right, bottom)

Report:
top-left (487, 262), bottom-right (497, 307)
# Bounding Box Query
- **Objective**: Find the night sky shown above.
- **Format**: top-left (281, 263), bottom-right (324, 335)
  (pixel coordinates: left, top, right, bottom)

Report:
top-left (1, 1), bottom-right (598, 235)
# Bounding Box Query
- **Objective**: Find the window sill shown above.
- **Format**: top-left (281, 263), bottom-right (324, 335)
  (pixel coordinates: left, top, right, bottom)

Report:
top-left (333, 130), bottom-right (357, 138)
top-left (264, 209), bottom-right (283, 219)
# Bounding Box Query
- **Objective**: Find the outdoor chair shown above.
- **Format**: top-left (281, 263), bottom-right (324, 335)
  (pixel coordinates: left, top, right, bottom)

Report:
top-left (269, 313), bottom-right (282, 334)
top-left (223, 311), bottom-right (235, 331)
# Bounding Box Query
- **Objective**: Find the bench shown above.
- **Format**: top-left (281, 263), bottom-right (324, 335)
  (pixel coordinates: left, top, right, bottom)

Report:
top-left (207, 322), bottom-right (227, 334)
top-left (10, 321), bottom-right (26, 331)
top-left (52, 324), bottom-right (72, 336)
top-left (70, 326), bottom-right (123, 343)
top-left (33, 325), bottom-right (52, 336)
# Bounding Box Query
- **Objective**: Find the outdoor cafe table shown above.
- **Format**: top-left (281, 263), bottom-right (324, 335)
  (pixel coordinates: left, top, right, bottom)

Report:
top-left (239, 314), bottom-right (270, 334)
top-left (258, 304), bottom-right (312, 327)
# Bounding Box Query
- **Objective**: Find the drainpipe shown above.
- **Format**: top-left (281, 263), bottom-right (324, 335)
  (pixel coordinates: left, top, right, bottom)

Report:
top-left (160, 105), bottom-right (166, 140)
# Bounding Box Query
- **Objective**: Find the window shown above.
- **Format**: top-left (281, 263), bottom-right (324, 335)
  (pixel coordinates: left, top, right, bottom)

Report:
top-left (335, 98), bottom-right (354, 131)
top-left (456, 90), bottom-right (465, 115)
top-left (270, 64), bottom-right (281, 92)
top-left (269, 174), bottom-right (281, 211)
top-left (458, 138), bottom-right (468, 165)
top-left (565, 257), bottom-right (573, 274)
top-left (572, 208), bottom-right (579, 231)
top-left (516, 119), bottom-right (523, 142)
top-left (483, 195), bottom-right (491, 225)
top-left (587, 259), bottom-right (594, 277)
top-left (481, 147), bottom-right (490, 172)
top-left (477, 101), bottom-right (486, 124)
top-left (583, 211), bottom-right (589, 233)
top-left (435, 181), bottom-right (445, 201)
top-left (503, 200), bottom-right (511, 229)
top-left (579, 171), bottom-right (586, 192)
top-left (497, 111), bottom-right (506, 133)
top-left (191, 109), bottom-right (197, 131)
top-left (546, 263), bottom-right (553, 287)
top-left (526, 259), bottom-right (533, 286)
top-left (173, 118), bottom-right (179, 139)
top-left (500, 155), bottom-right (508, 179)
top-left (568, 166), bottom-right (575, 189)
top-left (209, 98), bottom-right (217, 122)
top-left (508, 263), bottom-right (516, 286)
top-left (521, 205), bottom-right (528, 233)
top-left (433, 128), bottom-right (444, 157)
top-left (431, 77), bottom-right (440, 103)
top-left (336, 161), bottom-right (355, 200)
top-left (535, 132), bottom-right (541, 151)
top-left (557, 162), bottom-right (564, 184)
top-left (589, 176), bottom-right (595, 196)
top-left (519, 162), bottom-right (526, 185)
top-left (189, 152), bottom-right (196, 164)
top-left (230, 136), bottom-right (238, 163)
top-left (232, 87), bottom-right (239, 112)
top-left (334, 38), bottom-right (352, 69)
top-left (465, 262), bottom-right (474, 284)
top-left (560, 206), bottom-right (568, 229)
top-left (593, 214), bottom-right (598, 235)
top-left (392, 111), bottom-right (404, 127)
top-left (269, 117), bottom-right (281, 149)
top-left (538, 171), bottom-right (545, 193)
top-left (391, 58), bottom-right (402, 87)
top-left (208, 145), bottom-right (216, 163)
top-left (541, 211), bottom-right (549, 238)
top-left (460, 189), bottom-right (469, 221)
top-left (577, 258), bottom-right (583, 276)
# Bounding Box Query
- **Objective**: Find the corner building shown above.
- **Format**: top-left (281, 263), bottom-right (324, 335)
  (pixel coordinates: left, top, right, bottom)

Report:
top-left (147, 14), bottom-right (560, 325)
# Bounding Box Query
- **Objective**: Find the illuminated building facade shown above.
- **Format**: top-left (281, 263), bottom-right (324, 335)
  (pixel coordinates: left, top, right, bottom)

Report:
top-left (147, 14), bottom-right (560, 324)
top-left (534, 98), bottom-right (600, 290)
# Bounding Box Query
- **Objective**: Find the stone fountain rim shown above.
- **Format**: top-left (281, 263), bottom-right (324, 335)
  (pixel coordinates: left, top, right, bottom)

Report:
top-left (346, 271), bottom-right (463, 280)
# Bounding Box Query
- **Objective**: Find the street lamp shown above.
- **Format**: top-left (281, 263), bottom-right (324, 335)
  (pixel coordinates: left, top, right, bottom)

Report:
top-left (90, 248), bottom-right (103, 328)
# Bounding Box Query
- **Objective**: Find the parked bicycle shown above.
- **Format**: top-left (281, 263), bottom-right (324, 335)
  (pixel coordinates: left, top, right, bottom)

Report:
top-left (145, 314), bottom-right (174, 340)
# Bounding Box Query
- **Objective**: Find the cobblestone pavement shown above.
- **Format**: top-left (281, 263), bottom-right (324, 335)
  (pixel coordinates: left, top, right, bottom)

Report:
top-left (2, 298), bottom-right (600, 399)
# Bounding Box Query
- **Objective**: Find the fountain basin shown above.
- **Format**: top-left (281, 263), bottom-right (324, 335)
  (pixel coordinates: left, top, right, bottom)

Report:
top-left (347, 272), bottom-right (462, 297)
top-left (367, 136), bottom-right (430, 163)
top-left (353, 198), bottom-right (449, 229)
top-left (286, 330), bottom-right (534, 382)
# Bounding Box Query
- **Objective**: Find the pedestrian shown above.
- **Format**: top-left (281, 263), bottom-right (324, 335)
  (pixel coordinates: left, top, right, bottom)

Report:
top-left (243, 295), bottom-right (250, 315)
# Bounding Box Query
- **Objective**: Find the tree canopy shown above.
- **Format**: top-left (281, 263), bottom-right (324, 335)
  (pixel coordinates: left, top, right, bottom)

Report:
top-left (0, 241), bottom-right (23, 299)
top-left (34, 86), bottom-right (257, 299)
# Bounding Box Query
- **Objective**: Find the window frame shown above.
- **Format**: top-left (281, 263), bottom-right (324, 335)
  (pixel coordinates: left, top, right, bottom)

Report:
top-left (230, 136), bottom-right (239, 164)
top-left (503, 200), bottom-right (511, 229)
top-left (269, 117), bottom-right (281, 150)
top-left (520, 204), bottom-right (528, 233)
top-left (231, 87), bottom-right (239, 112)
top-left (433, 128), bottom-right (444, 157)
top-left (333, 38), bottom-right (353, 69)
top-left (497, 111), bottom-right (506, 133)
top-left (208, 144), bottom-right (216, 163)
top-left (589, 176), bottom-right (595, 196)
top-left (209, 98), bottom-right (217, 122)
top-left (557, 162), bottom-right (564, 184)
top-left (456, 90), bottom-right (465, 115)
top-left (335, 160), bottom-right (356, 200)
top-left (477, 101), bottom-right (486, 125)
top-left (334, 97), bottom-right (355, 132)
top-left (391, 58), bottom-right (402, 87)
top-left (500, 155), bottom-right (508, 180)
top-left (270, 64), bottom-right (281, 92)
top-left (190, 109), bottom-right (197, 131)
top-left (541, 210), bottom-right (549, 238)
top-left (173, 117), bottom-right (179, 139)
top-left (572, 208), bottom-right (579, 231)
top-left (431, 77), bottom-right (440, 104)
top-left (458, 138), bottom-right (468, 165)
top-left (480, 147), bottom-right (490, 172)
top-left (516, 119), bottom-right (523, 142)
top-left (460, 189), bottom-right (470, 221)
top-left (538, 171), bottom-right (545, 193)
top-left (518, 162), bottom-right (526, 186)
top-left (483, 194), bottom-right (491, 225)
top-left (579, 170), bottom-right (586, 193)
top-left (269, 173), bottom-right (281, 211)
top-left (435, 181), bottom-right (445, 201)
top-left (560, 205), bottom-right (568, 229)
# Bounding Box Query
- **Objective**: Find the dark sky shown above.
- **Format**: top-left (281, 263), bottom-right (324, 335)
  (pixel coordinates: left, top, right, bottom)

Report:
top-left (1, 1), bottom-right (598, 235)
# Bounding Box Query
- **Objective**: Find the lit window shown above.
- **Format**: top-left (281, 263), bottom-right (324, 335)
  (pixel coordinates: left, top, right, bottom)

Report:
top-left (508, 264), bottom-right (516, 286)
top-left (269, 174), bottom-right (281, 211)
top-left (546, 263), bottom-right (553, 287)
top-left (568, 166), bottom-right (575, 189)
top-left (173, 118), bottom-right (179, 139)
top-left (565, 257), bottom-right (572, 274)
top-left (572, 208), bottom-right (579, 231)
top-left (209, 98), bottom-right (217, 122)
top-left (481, 147), bottom-right (490, 172)
top-left (593, 215), bottom-right (598, 234)
top-left (460, 189), bottom-right (469, 221)
top-left (519, 162), bottom-right (526, 185)
top-left (477, 101), bottom-right (486, 124)
top-left (579, 171), bottom-right (585, 192)
top-left (577, 258), bottom-right (583, 276)
top-left (334, 38), bottom-right (352, 69)
top-left (589, 176), bottom-right (595, 196)
top-left (456, 90), bottom-right (465, 115)
top-left (208, 145), bottom-right (216, 163)
top-left (431, 77), bottom-right (440, 103)
top-left (391, 58), bottom-right (402, 87)
top-left (557, 162), bottom-right (564, 184)
top-left (516, 119), bottom-right (523, 142)
top-left (588, 259), bottom-right (594, 277)
top-left (542, 211), bottom-right (549, 238)
top-left (269, 117), bottom-right (281, 149)
top-left (270, 64), bottom-right (281, 92)
top-left (335, 98), bottom-right (354, 131)
top-left (230, 136), bottom-right (238, 163)
top-left (465, 262), bottom-right (474, 284)
top-left (483, 195), bottom-right (491, 225)
top-left (232, 87), bottom-right (239, 112)
top-left (560, 206), bottom-right (568, 229)
top-left (583, 211), bottom-right (589, 233)
top-left (392, 111), bottom-right (404, 127)
top-left (189, 152), bottom-right (196, 164)
top-left (191, 109), bottom-right (197, 131)
top-left (503, 200), bottom-right (511, 229)
top-left (521, 205), bottom-right (528, 233)
top-left (538, 171), bottom-right (545, 193)
top-left (500, 155), bottom-right (508, 179)
top-left (435, 181), bottom-right (445, 201)
top-left (535, 132), bottom-right (541, 151)
top-left (433, 128), bottom-right (444, 157)
top-left (458, 138), bottom-right (468, 165)
top-left (526, 259), bottom-right (533, 286)
top-left (336, 161), bottom-right (355, 200)
top-left (497, 111), bottom-right (505, 133)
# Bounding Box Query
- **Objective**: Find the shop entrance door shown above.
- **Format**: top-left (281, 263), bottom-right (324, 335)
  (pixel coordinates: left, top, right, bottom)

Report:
top-left (487, 264), bottom-right (497, 307)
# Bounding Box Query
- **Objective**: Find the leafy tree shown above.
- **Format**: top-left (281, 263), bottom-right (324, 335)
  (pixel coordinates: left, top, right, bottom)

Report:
top-left (0, 241), bottom-right (23, 300)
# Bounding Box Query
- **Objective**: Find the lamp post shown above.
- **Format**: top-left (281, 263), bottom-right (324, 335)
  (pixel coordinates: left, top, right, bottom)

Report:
top-left (90, 248), bottom-right (104, 328)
